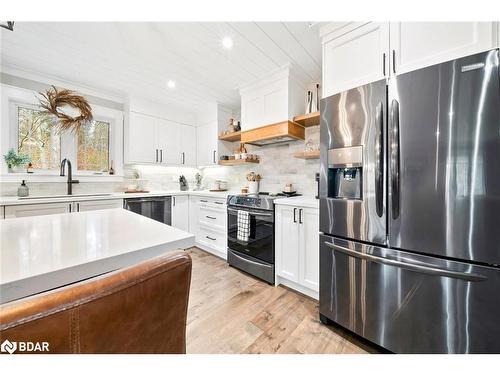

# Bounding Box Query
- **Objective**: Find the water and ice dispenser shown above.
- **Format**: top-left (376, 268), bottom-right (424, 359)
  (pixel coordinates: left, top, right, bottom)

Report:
top-left (328, 146), bottom-right (363, 200)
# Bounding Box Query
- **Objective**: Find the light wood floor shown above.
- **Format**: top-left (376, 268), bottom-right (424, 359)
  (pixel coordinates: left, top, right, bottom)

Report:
top-left (186, 247), bottom-right (381, 354)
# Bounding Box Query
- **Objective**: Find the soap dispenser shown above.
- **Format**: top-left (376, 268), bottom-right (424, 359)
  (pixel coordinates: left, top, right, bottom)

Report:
top-left (18, 180), bottom-right (29, 197)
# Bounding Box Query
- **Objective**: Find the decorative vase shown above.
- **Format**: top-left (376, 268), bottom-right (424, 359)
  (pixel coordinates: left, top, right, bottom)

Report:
top-left (306, 91), bottom-right (313, 114)
top-left (9, 165), bottom-right (25, 173)
top-left (248, 181), bottom-right (259, 194)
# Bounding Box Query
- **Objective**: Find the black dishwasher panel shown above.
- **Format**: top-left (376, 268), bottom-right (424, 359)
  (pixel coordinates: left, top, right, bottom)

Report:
top-left (124, 196), bottom-right (172, 225)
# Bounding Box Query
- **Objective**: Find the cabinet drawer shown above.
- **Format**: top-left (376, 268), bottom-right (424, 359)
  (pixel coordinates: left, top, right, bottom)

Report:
top-left (199, 206), bottom-right (226, 229)
top-left (198, 224), bottom-right (226, 251)
top-left (197, 196), bottom-right (226, 209)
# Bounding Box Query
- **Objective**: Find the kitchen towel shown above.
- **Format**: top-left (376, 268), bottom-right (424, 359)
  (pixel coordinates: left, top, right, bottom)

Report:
top-left (237, 210), bottom-right (251, 242)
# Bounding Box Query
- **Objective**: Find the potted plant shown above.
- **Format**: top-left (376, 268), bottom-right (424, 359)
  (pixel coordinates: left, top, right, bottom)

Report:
top-left (3, 149), bottom-right (32, 173)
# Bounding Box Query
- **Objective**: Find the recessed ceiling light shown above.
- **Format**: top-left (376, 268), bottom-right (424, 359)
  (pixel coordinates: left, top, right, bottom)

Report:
top-left (167, 80), bottom-right (176, 89)
top-left (221, 36), bottom-right (233, 50)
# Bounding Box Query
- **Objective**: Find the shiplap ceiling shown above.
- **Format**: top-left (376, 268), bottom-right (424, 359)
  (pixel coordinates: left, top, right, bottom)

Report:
top-left (0, 22), bottom-right (325, 111)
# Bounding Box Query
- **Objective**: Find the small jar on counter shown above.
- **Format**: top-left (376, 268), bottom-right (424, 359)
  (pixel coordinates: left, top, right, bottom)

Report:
top-left (18, 180), bottom-right (29, 197)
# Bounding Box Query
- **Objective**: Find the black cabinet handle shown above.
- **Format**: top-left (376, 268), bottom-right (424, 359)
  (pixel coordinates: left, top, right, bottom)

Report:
top-left (200, 199), bottom-right (208, 203)
top-left (173, 196), bottom-right (176, 206)
top-left (299, 208), bottom-right (303, 224)
top-left (213, 150), bottom-right (216, 163)
top-left (160, 149), bottom-right (163, 163)
top-left (293, 208), bottom-right (297, 223)
top-left (206, 215), bottom-right (216, 220)
top-left (214, 201), bottom-right (224, 205)
top-left (206, 236), bottom-right (216, 241)
top-left (382, 53), bottom-right (386, 76)
top-left (182, 152), bottom-right (185, 165)
top-left (392, 50), bottom-right (396, 74)
top-left (155, 149), bottom-right (158, 163)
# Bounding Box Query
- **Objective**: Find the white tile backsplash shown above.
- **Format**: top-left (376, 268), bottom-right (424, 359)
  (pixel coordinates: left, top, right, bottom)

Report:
top-left (0, 128), bottom-right (320, 197)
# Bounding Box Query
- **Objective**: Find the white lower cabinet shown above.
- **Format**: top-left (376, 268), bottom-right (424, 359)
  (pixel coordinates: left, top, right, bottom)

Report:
top-left (75, 199), bottom-right (123, 212)
top-left (171, 195), bottom-right (189, 232)
top-left (4, 199), bottom-right (124, 219)
top-left (5, 202), bottom-right (72, 219)
top-left (275, 204), bottom-right (319, 299)
top-left (189, 195), bottom-right (227, 259)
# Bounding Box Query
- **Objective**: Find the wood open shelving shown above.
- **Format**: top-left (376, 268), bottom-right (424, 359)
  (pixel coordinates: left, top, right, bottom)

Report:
top-left (293, 150), bottom-right (320, 159)
top-left (293, 111), bottom-right (320, 127)
top-left (218, 159), bottom-right (259, 166)
top-left (218, 131), bottom-right (242, 142)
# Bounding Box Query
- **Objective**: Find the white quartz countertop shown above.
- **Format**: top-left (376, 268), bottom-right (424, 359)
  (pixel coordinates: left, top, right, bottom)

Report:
top-left (274, 196), bottom-right (319, 209)
top-left (0, 208), bottom-right (195, 304)
top-left (0, 190), bottom-right (236, 206)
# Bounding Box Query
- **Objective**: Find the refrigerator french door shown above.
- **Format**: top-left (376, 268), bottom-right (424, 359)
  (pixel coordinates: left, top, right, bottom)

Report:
top-left (319, 49), bottom-right (500, 353)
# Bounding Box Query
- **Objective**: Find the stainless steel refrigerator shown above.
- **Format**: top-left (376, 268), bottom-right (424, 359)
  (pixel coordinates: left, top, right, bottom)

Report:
top-left (319, 49), bottom-right (500, 353)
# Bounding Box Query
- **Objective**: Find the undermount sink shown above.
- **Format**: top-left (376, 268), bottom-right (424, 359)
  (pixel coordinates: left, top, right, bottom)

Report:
top-left (18, 193), bottom-right (112, 200)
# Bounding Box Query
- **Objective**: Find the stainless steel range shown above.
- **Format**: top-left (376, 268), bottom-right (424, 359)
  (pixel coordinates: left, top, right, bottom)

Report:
top-left (227, 193), bottom-right (298, 284)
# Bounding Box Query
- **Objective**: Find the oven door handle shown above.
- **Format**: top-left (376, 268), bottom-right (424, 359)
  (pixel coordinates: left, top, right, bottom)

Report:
top-left (227, 207), bottom-right (273, 217)
top-left (324, 242), bottom-right (487, 282)
top-left (229, 251), bottom-right (273, 269)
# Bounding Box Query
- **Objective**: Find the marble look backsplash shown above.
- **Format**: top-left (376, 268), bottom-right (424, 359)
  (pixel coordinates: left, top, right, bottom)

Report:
top-left (0, 128), bottom-right (320, 197)
top-left (202, 127), bottom-right (320, 196)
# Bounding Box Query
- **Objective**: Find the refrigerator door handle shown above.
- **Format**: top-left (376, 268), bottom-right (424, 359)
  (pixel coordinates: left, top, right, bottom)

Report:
top-left (390, 99), bottom-right (400, 220)
top-left (324, 242), bottom-right (487, 282)
top-left (375, 102), bottom-right (384, 217)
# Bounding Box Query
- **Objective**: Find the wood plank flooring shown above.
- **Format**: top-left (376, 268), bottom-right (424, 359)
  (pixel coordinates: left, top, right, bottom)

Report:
top-left (186, 247), bottom-right (381, 354)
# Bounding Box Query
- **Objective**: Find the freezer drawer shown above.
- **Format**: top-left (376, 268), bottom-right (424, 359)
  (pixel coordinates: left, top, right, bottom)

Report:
top-left (320, 234), bottom-right (500, 353)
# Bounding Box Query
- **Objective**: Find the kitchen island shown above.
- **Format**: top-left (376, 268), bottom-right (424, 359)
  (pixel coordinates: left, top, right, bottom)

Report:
top-left (0, 208), bottom-right (194, 304)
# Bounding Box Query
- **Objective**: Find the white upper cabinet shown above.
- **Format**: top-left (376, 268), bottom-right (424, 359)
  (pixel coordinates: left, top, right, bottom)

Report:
top-left (390, 22), bottom-right (499, 75)
top-left (239, 66), bottom-right (304, 130)
top-left (180, 125), bottom-right (197, 167)
top-left (322, 22), bottom-right (390, 98)
top-left (321, 22), bottom-right (499, 98)
top-left (157, 119), bottom-right (181, 165)
top-left (126, 112), bottom-right (157, 164)
top-left (196, 104), bottom-right (234, 166)
top-left (126, 112), bottom-right (197, 166)
top-left (196, 121), bottom-right (218, 166)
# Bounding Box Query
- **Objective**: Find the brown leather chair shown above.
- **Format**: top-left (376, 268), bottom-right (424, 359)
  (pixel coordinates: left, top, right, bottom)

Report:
top-left (0, 250), bottom-right (192, 354)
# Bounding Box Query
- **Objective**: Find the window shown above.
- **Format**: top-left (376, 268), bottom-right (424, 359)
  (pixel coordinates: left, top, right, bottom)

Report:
top-left (18, 106), bottom-right (61, 170)
top-left (6, 85), bottom-right (122, 179)
top-left (77, 120), bottom-right (110, 172)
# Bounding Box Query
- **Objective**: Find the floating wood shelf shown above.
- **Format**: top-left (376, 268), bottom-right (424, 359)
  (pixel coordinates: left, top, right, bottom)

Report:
top-left (241, 120), bottom-right (305, 146)
top-left (218, 159), bottom-right (259, 166)
top-left (218, 131), bottom-right (242, 142)
top-left (293, 111), bottom-right (320, 127)
top-left (293, 150), bottom-right (320, 159)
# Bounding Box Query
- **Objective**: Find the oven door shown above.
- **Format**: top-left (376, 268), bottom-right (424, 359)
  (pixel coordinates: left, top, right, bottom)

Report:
top-left (227, 206), bottom-right (274, 264)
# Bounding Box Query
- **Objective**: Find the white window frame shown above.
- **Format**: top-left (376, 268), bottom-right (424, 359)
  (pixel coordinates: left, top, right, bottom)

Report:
top-left (1, 83), bottom-right (124, 181)
top-left (72, 116), bottom-right (115, 176)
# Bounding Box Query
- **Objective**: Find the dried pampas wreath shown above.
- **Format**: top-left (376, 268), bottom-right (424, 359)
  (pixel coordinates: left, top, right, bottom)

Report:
top-left (39, 86), bottom-right (93, 133)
